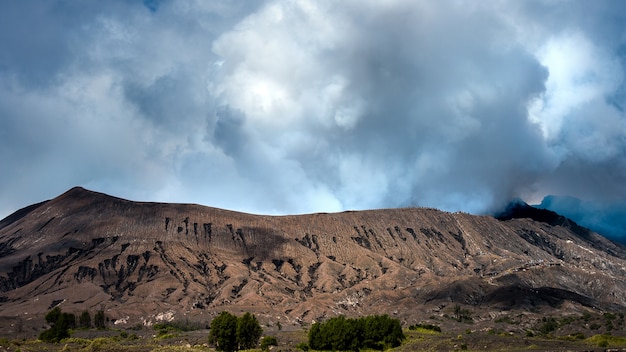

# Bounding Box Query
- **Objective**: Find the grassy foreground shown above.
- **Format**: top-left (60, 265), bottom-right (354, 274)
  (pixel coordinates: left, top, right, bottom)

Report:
top-left (1, 326), bottom-right (626, 352)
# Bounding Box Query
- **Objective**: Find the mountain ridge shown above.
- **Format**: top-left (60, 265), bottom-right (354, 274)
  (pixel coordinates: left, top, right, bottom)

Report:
top-left (537, 195), bottom-right (626, 244)
top-left (1, 187), bottom-right (626, 336)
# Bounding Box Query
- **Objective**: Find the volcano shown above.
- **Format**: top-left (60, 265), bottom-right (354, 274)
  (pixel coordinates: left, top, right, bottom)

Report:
top-left (1, 187), bottom-right (626, 335)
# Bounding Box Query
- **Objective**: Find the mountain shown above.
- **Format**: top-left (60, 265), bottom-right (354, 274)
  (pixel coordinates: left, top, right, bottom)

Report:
top-left (537, 195), bottom-right (626, 244)
top-left (1, 187), bottom-right (626, 335)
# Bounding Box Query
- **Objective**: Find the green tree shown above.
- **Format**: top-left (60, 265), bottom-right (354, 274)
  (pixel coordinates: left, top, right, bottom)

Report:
top-left (209, 311), bottom-right (238, 352)
top-left (94, 309), bottom-right (106, 329)
top-left (362, 315), bottom-right (404, 349)
top-left (308, 322), bottom-right (322, 350)
top-left (39, 308), bottom-right (76, 342)
top-left (45, 307), bottom-right (62, 325)
top-left (237, 312), bottom-right (263, 349)
top-left (308, 315), bottom-right (404, 351)
top-left (79, 311), bottom-right (91, 329)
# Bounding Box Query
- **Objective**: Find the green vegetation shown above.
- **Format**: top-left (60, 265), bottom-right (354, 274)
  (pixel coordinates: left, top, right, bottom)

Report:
top-left (0, 338), bottom-right (10, 347)
top-left (452, 304), bottom-right (473, 323)
top-left (39, 307), bottom-right (76, 343)
top-left (586, 334), bottom-right (626, 348)
top-left (236, 312), bottom-right (263, 349)
top-left (153, 320), bottom-right (204, 331)
top-left (260, 335), bottom-right (278, 351)
top-left (295, 341), bottom-right (310, 351)
top-left (208, 311), bottom-right (263, 352)
top-left (408, 323), bottom-right (442, 333)
top-left (494, 316), bottom-right (520, 325)
top-left (537, 317), bottom-right (558, 335)
top-left (308, 315), bottom-right (405, 351)
top-left (523, 312), bottom-right (626, 338)
top-left (94, 309), bottom-right (106, 329)
top-left (154, 320), bottom-right (205, 338)
top-left (79, 311), bottom-right (91, 329)
top-left (209, 312), bottom-right (238, 352)
top-left (38, 307), bottom-right (111, 343)
top-left (604, 312), bottom-right (617, 331)
top-left (25, 309), bottom-right (626, 352)
top-left (557, 332), bottom-right (585, 341)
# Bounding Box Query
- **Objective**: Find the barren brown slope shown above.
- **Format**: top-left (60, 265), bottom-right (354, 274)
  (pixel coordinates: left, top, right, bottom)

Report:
top-left (1, 187), bottom-right (626, 332)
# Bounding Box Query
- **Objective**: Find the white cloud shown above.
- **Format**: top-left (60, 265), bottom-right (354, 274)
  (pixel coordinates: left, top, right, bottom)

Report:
top-left (1, 0), bottom-right (625, 218)
top-left (530, 32), bottom-right (623, 141)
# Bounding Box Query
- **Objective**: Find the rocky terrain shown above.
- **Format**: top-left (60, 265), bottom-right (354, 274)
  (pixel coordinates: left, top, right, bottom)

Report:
top-left (1, 187), bottom-right (626, 336)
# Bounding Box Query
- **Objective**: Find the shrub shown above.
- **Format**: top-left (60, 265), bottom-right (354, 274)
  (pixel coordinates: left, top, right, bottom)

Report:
top-left (571, 332), bottom-right (585, 340)
top-left (495, 316), bottom-right (519, 325)
top-left (538, 317), bottom-right (558, 335)
top-left (586, 334), bottom-right (626, 348)
top-left (154, 322), bottom-right (189, 339)
top-left (408, 323), bottom-right (441, 333)
top-left (154, 320), bottom-right (204, 332)
top-left (453, 305), bottom-right (473, 323)
top-left (260, 336), bottom-right (278, 351)
top-left (295, 342), bottom-right (309, 351)
top-left (0, 338), bottom-right (10, 347)
top-left (86, 337), bottom-right (111, 351)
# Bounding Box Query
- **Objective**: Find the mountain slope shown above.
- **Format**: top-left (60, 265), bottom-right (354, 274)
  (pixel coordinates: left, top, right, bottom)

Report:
top-left (1, 187), bottom-right (626, 332)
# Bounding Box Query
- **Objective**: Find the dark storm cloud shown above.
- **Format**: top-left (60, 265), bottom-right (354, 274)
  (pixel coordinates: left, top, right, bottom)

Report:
top-left (1, 0), bottom-right (625, 222)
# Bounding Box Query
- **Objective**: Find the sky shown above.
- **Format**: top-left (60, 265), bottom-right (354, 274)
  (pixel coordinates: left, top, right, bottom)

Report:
top-left (1, 0), bottom-right (626, 223)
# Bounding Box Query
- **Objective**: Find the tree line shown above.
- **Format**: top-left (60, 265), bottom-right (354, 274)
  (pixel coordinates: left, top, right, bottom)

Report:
top-left (208, 311), bottom-right (263, 352)
top-left (39, 307), bottom-right (106, 342)
top-left (38, 307), bottom-right (402, 352)
top-left (308, 315), bottom-right (405, 351)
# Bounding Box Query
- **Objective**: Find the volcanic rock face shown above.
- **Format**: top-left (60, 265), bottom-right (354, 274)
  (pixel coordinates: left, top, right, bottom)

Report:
top-left (1, 187), bottom-right (626, 329)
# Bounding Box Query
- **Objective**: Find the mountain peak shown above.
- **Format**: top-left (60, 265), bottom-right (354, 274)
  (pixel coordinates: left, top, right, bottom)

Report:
top-left (537, 195), bottom-right (626, 243)
top-left (55, 186), bottom-right (106, 201)
top-left (495, 199), bottom-right (595, 241)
